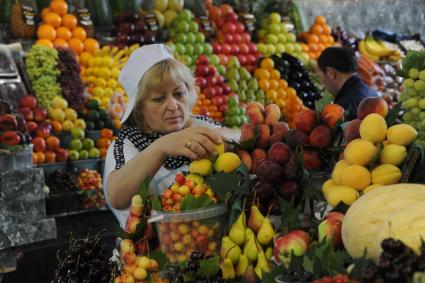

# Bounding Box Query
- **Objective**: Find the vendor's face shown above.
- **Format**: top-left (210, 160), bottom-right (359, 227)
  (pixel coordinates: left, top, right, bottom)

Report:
top-left (316, 66), bottom-right (338, 96)
top-left (142, 80), bottom-right (189, 134)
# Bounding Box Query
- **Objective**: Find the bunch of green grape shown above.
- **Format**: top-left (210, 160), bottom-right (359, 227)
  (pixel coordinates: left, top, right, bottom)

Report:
top-left (25, 45), bottom-right (62, 108)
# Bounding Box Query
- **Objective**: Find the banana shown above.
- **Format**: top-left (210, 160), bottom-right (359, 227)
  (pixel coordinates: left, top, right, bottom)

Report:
top-left (129, 43), bottom-right (140, 53)
top-left (113, 49), bottom-right (127, 61)
top-left (359, 40), bottom-right (380, 61)
top-left (364, 37), bottom-right (395, 57)
top-left (109, 46), bottom-right (119, 57)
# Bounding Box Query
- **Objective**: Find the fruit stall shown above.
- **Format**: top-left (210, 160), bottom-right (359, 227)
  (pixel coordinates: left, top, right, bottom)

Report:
top-left (0, 0), bottom-right (425, 282)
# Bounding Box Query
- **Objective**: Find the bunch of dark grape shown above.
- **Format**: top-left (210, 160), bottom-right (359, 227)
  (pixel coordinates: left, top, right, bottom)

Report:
top-left (331, 27), bottom-right (358, 50)
top-left (361, 238), bottom-right (420, 283)
top-left (56, 47), bottom-right (85, 114)
top-left (52, 231), bottom-right (113, 283)
top-left (281, 269), bottom-right (314, 282)
top-left (272, 53), bottom-right (322, 109)
top-left (174, 251), bottom-right (227, 283)
top-left (46, 168), bottom-right (79, 193)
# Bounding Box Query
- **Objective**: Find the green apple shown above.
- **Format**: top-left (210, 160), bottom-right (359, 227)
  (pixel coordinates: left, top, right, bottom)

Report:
top-left (277, 34), bottom-right (287, 43)
top-left (257, 43), bottom-right (267, 54)
top-left (79, 149), bottom-right (89, 160)
top-left (231, 116), bottom-right (241, 127)
top-left (279, 23), bottom-right (288, 34)
top-left (228, 96), bottom-right (238, 107)
top-left (293, 44), bottom-right (302, 53)
top-left (403, 112), bottom-right (413, 122)
top-left (276, 43), bottom-right (285, 53)
top-left (193, 43), bottom-right (204, 55)
top-left (70, 138), bottom-right (83, 151)
top-left (175, 43), bottom-right (186, 54)
top-left (196, 33), bottom-right (205, 43)
top-left (284, 43), bottom-right (294, 54)
top-left (267, 24), bottom-right (280, 34)
top-left (69, 149), bottom-right (79, 161)
top-left (266, 34), bottom-right (278, 44)
top-left (175, 33), bottom-right (187, 43)
top-left (177, 21), bottom-right (189, 33)
top-left (419, 70), bottom-right (425, 81)
top-left (189, 21), bottom-right (199, 33)
top-left (216, 65), bottom-right (226, 76)
top-left (409, 68), bottom-right (419, 79)
top-left (89, 148), bottom-right (100, 159)
top-left (407, 87), bottom-right (418, 97)
top-left (287, 33), bottom-right (296, 42)
top-left (203, 43), bottom-right (212, 55)
top-left (186, 32), bottom-right (196, 44)
top-left (184, 44), bottom-right (194, 55)
top-left (267, 44), bottom-right (276, 54)
top-left (403, 78), bottom-right (415, 88)
top-left (209, 54), bottom-right (219, 66)
top-left (269, 12), bottom-right (281, 24)
top-left (82, 138), bottom-right (94, 150)
top-left (419, 111), bottom-right (425, 120)
top-left (179, 9), bottom-right (192, 21)
top-left (414, 80), bottom-right (425, 91)
top-left (70, 127), bottom-right (85, 139)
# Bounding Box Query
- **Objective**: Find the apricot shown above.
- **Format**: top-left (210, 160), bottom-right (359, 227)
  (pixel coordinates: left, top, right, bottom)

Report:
top-left (359, 113), bottom-right (387, 143)
top-left (295, 109), bottom-right (318, 133)
top-left (340, 165), bottom-right (371, 191)
top-left (386, 124), bottom-right (418, 146)
top-left (379, 144), bottom-right (407, 166)
top-left (332, 159), bottom-right (350, 185)
top-left (344, 139), bottom-right (377, 166)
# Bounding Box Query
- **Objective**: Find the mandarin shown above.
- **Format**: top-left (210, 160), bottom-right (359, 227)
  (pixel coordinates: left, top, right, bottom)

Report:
top-left (37, 24), bottom-right (56, 40)
top-left (50, 0), bottom-right (68, 16)
top-left (36, 38), bottom-right (54, 48)
top-left (56, 26), bottom-right (72, 40)
top-left (84, 38), bottom-right (99, 54)
top-left (68, 38), bottom-right (84, 54)
top-left (44, 12), bottom-right (62, 27)
top-left (53, 38), bottom-right (69, 48)
top-left (62, 14), bottom-right (77, 30)
top-left (72, 27), bottom-right (87, 40)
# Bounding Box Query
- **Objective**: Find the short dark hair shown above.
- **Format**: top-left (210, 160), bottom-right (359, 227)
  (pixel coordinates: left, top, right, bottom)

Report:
top-left (317, 47), bottom-right (357, 73)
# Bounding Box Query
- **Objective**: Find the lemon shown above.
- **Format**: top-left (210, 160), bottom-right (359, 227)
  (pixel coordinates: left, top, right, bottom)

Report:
top-left (101, 56), bottom-right (113, 67)
top-left (189, 159), bottom-right (213, 176)
top-left (62, 120), bottom-right (74, 131)
top-left (94, 57), bottom-right (102, 66)
top-left (104, 87), bottom-right (114, 97)
top-left (92, 86), bottom-right (105, 98)
top-left (111, 68), bottom-right (120, 79)
top-left (64, 108), bottom-right (78, 122)
top-left (99, 67), bottom-right (111, 79)
top-left (94, 78), bottom-right (107, 88)
top-left (107, 79), bottom-right (118, 89)
top-left (214, 152), bottom-right (241, 173)
top-left (50, 108), bottom-right (65, 122)
top-left (101, 97), bottom-right (111, 108)
top-left (51, 96), bottom-right (68, 110)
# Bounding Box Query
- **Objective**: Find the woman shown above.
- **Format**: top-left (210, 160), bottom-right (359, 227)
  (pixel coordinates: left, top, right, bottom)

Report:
top-left (103, 44), bottom-right (240, 227)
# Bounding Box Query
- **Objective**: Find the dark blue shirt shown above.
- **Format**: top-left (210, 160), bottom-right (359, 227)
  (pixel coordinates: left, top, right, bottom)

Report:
top-left (334, 74), bottom-right (378, 121)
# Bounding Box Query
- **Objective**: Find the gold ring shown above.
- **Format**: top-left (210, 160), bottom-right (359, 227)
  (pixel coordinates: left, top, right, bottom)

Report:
top-left (185, 141), bottom-right (192, 150)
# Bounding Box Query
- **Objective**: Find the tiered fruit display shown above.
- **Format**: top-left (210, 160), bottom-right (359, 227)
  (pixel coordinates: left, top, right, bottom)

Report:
top-left (225, 56), bottom-right (265, 105)
top-left (192, 54), bottom-right (230, 122)
top-left (115, 238), bottom-right (164, 283)
top-left (323, 98), bottom-right (418, 207)
top-left (254, 58), bottom-right (304, 127)
top-left (37, 0), bottom-right (99, 55)
top-left (257, 13), bottom-right (309, 64)
top-left (298, 16), bottom-right (334, 60)
top-left (223, 95), bottom-right (248, 128)
top-left (48, 95), bottom-right (86, 133)
top-left (209, 4), bottom-right (260, 72)
top-left (68, 127), bottom-right (99, 161)
top-left (25, 45), bottom-right (61, 109)
top-left (77, 169), bottom-right (105, 209)
top-left (220, 201), bottom-right (276, 280)
top-left (238, 103), bottom-right (303, 207)
top-left (272, 53), bottom-right (322, 109)
top-left (358, 36), bottom-right (401, 62)
top-left (152, 0), bottom-right (184, 28)
top-left (167, 9), bottom-right (213, 67)
top-left (293, 104), bottom-right (345, 171)
top-left (83, 99), bottom-right (115, 131)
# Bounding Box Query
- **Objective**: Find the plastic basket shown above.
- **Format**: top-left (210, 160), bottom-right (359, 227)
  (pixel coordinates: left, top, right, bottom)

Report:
top-left (0, 144), bottom-right (33, 171)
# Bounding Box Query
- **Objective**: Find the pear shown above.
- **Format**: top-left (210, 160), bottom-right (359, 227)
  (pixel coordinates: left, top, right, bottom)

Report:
top-left (247, 204), bottom-right (264, 233)
top-left (265, 246), bottom-right (273, 261)
top-left (229, 212), bottom-right (246, 245)
top-left (241, 265), bottom-right (257, 283)
top-left (254, 250), bottom-right (270, 280)
top-left (244, 228), bottom-right (255, 244)
top-left (235, 254), bottom-right (249, 277)
top-left (257, 217), bottom-right (275, 246)
top-left (221, 258), bottom-right (235, 280)
top-left (220, 236), bottom-right (241, 265)
top-left (243, 231), bottom-right (259, 262)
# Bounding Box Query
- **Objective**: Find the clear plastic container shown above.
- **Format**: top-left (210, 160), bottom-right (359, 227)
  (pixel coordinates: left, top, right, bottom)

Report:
top-left (0, 144), bottom-right (33, 171)
top-left (151, 203), bottom-right (228, 264)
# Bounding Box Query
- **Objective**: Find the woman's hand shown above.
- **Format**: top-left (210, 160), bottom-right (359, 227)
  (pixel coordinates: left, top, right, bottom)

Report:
top-left (152, 127), bottom-right (222, 160)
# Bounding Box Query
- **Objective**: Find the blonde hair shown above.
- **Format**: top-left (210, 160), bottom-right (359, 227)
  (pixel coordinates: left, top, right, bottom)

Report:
top-left (131, 58), bottom-right (197, 131)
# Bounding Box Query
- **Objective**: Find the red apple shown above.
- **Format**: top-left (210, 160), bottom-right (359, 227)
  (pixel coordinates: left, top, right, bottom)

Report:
top-left (224, 33), bottom-right (233, 44)
top-left (35, 123), bottom-right (51, 138)
top-left (196, 77), bottom-right (207, 89)
top-left (239, 43), bottom-right (250, 55)
top-left (215, 75), bottom-right (224, 85)
top-left (26, 121), bottom-right (38, 134)
top-left (230, 44), bottom-right (240, 55)
top-left (33, 107), bottom-right (48, 123)
top-left (235, 22), bottom-right (245, 33)
top-left (195, 65), bottom-right (209, 77)
top-left (237, 54), bottom-right (247, 65)
top-left (196, 54), bottom-right (209, 65)
top-left (246, 54), bottom-right (256, 65)
top-left (17, 107), bottom-right (34, 121)
top-left (274, 230), bottom-right (310, 265)
top-left (242, 33), bottom-right (252, 44)
top-left (19, 95), bottom-right (37, 109)
top-left (222, 84), bottom-right (231, 94)
top-left (223, 22), bottom-right (236, 33)
top-left (208, 66), bottom-right (217, 76)
top-left (32, 137), bottom-right (46, 152)
top-left (0, 130), bottom-right (20, 146)
top-left (212, 42), bottom-right (222, 53)
top-left (206, 75), bottom-right (217, 86)
top-left (214, 86), bottom-right (223, 96)
top-left (225, 12), bottom-right (238, 23)
top-left (212, 96), bottom-right (224, 106)
top-left (318, 212), bottom-right (344, 247)
top-left (221, 43), bottom-right (231, 54)
top-left (233, 34), bottom-right (242, 44)
top-left (0, 114), bottom-right (18, 130)
top-left (204, 87), bottom-right (216, 98)
top-left (55, 148), bottom-right (69, 161)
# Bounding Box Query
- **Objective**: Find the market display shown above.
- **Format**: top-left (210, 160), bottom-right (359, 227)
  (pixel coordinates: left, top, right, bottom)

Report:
top-left (2, 0), bottom-right (425, 282)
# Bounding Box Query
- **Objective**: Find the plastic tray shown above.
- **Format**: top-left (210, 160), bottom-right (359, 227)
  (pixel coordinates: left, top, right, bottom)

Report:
top-left (0, 144), bottom-right (33, 171)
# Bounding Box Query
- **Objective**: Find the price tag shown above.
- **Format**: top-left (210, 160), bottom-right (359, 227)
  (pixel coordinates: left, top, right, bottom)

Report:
top-left (77, 8), bottom-right (93, 27)
top-left (199, 16), bottom-right (213, 33)
top-left (21, 0), bottom-right (35, 26)
top-left (144, 12), bottom-right (159, 31)
top-left (239, 13), bottom-right (255, 33)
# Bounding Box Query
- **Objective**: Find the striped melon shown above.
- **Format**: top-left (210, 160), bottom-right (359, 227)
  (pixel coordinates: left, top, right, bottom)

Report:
top-left (341, 184), bottom-right (425, 260)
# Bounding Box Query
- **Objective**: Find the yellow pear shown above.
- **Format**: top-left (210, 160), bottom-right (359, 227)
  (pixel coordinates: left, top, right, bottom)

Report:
top-left (221, 258), bottom-right (235, 280)
top-left (257, 217), bottom-right (275, 245)
top-left (229, 212), bottom-right (246, 245)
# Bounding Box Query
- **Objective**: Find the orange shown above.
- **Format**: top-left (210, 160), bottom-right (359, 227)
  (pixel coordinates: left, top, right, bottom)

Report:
top-left (309, 43), bottom-right (318, 52)
top-left (307, 34), bottom-right (319, 43)
top-left (269, 79), bottom-right (279, 90)
top-left (278, 79), bottom-right (288, 89)
top-left (72, 27), bottom-right (87, 41)
top-left (100, 128), bottom-right (113, 139)
top-left (96, 138), bottom-right (111, 149)
top-left (41, 8), bottom-right (51, 21)
top-left (322, 25), bottom-right (331, 35)
top-left (258, 78), bottom-right (270, 91)
top-left (310, 24), bottom-right (323, 35)
top-left (37, 24), bottom-right (56, 40)
top-left (84, 38), bottom-right (99, 54)
top-left (208, 105), bottom-right (218, 113)
top-left (208, 6), bottom-right (221, 23)
top-left (266, 89), bottom-right (278, 101)
top-left (44, 12), bottom-right (62, 27)
top-left (276, 98), bottom-right (286, 109)
top-left (32, 152), bottom-right (38, 164)
top-left (308, 52), bottom-right (316, 59)
top-left (62, 14), bottom-right (77, 30)
top-left (317, 43), bottom-right (326, 52)
top-left (260, 58), bottom-right (274, 70)
top-left (45, 151), bottom-right (56, 163)
top-left (270, 69), bottom-right (281, 80)
top-left (56, 26), bottom-right (71, 40)
top-left (255, 68), bottom-right (270, 80)
top-left (327, 35), bottom-right (335, 44)
top-left (300, 42), bottom-right (309, 52)
top-left (192, 106), bottom-right (200, 113)
top-left (287, 87), bottom-right (297, 98)
top-left (50, 0), bottom-right (68, 16)
top-left (53, 38), bottom-right (69, 48)
top-left (277, 89), bottom-right (287, 99)
top-left (36, 152), bottom-right (46, 164)
top-left (36, 38), bottom-right (54, 48)
top-left (51, 120), bottom-right (62, 132)
top-left (319, 34), bottom-right (328, 44)
top-left (315, 16), bottom-right (327, 25)
top-left (203, 99), bottom-right (211, 106)
top-left (68, 38), bottom-right (84, 54)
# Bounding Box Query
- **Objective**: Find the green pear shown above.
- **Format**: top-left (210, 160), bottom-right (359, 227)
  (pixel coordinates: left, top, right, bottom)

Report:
top-left (228, 56), bottom-right (240, 69)
top-left (220, 236), bottom-right (241, 265)
top-left (265, 246), bottom-right (273, 261)
top-left (257, 217), bottom-right (275, 246)
top-left (239, 80), bottom-right (248, 91)
top-left (229, 212), bottom-right (246, 245)
top-left (221, 258), bottom-right (236, 280)
top-left (228, 79), bottom-right (239, 92)
top-left (226, 68), bottom-right (240, 81)
top-left (248, 78), bottom-right (258, 91)
top-left (240, 67), bottom-right (251, 80)
top-left (235, 254), bottom-right (249, 277)
top-left (254, 250), bottom-right (270, 279)
top-left (247, 204), bottom-right (264, 233)
top-left (243, 231), bottom-right (259, 262)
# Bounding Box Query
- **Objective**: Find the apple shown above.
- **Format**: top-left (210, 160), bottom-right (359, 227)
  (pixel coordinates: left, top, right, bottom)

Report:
top-left (33, 107), bottom-right (48, 123)
top-left (17, 107), bottom-right (34, 121)
top-left (195, 65), bottom-right (209, 77)
top-left (196, 55), bottom-right (209, 65)
top-left (206, 76), bottom-right (217, 86)
top-left (233, 34), bottom-right (242, 44)
top-left (0, 130), bottom-right (20, 146)
top-left (32, 137), bottom-right (46, 152)
top-left (196, 77), bottom-right (207, 88)
top-left (55, 148), bottom-right (69, 161)
top-left (318, 212), bottom-right (344, 247)
top-left (70, 127), bottom-right (85, 139)
top-left (35, 124), bottom-right (51, 138)
top-left (19, 95), bottom-right (37, 109)
top-left (0, 114), bottom-right (18, 130)
top-left (274, 230), bottom-right (310, 265)
top-left (26, 121), bottom-right (38, 134)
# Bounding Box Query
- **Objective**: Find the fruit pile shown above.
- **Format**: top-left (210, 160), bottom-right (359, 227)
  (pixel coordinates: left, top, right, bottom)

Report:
top-left (323, 98), bottom-right (418, 207)
top-left (116, 238), bottom-right (164, 283)
top-left (226, 56), bottom-right (264, 105)
top-left (25, 45), bottom-right (61, 109)
top-left (294, 104), bottom-right (345, 171)
top-left (223, 95), bottom-right (248, 128)
top-left (254, 58), bottom-right (304, 127)
top-left (167, 9), bottom-right (212, 67)
top-left (313, 274), bottom-right (349, 283)
top-left (209, 4), bottom-right (260, 72)
top-left (220, 201), bottom-right (275, 280)
top-left (47, 96), bottom-right (86, 133)
top-left (152, 0), bottom-right (183, 28)
top-left (37, 0), bottom-right (99, 55)
top-left (272, 53), bottom-right (322, 109)
top-left (298, 16), bottom-right (334, 60)
top-left (257, 13), bottom-right (309, 64)
top-left (192, 54), bottom-right (230, 121)
top-left (83, 99), bottom-right (116, 131)
top-left (77, 168), bottom-right (102, 190)
top-left (358, 36), bottom-right (401, 63)
top-left (68, 127), bottom-right (100, 161)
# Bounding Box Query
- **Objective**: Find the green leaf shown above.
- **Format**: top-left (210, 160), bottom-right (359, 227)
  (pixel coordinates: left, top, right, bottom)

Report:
top-left (139, 177), bottom-right (152, 200)
top-left (149, 250), bottom-right (169, 271)
top-left (226, 199), bottom-right (242, 233)
top-left (386, 102), bottom-right (402, 127)
top-left (181, 195), bottom-right (214, 211)
top-left (278, 196), bottom-right (302, 233)
top-left (399, 50), bottom-right (425, 78)
top-left (196, 256), bottom-right (220, 279)
top-left (303, 254), bottom-right (314, 273)
top-left (115, 221), bottom-right (146, 242)
top-left (301, 177), bottom-right (324, 202)
top-left (150, 196), bottom-right (162, 211)
top-left (205, 164), bottom-right (250, 199)
top-left (349, 250), bottom-right (373, 278)
top-left (315, 92), bottom-right (333, 112)
top-left (262, 264), bottom-right (285, 283)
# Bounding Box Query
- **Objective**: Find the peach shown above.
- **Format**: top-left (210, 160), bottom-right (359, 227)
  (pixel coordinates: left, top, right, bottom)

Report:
top-left (285, 129), bottom-right (309, 149)
top-left (148, 259), bottom-right (159, 271)
top-left (309, 125), bottom-right (332, 148)
top-left (295, 109), bottom-right (318, 133)
top-left (251, 148), bottom-right (267, 174)
top-left (122, 251), bottom-right (137, 265)
top-left (321, 104), bottom-right (345, 128)
top-left (240, 123), bottom-right (256, 143)
top-left (246, 101), bottom-right (265, 113)
top-left (267, 142), bottom-right (291, 166)
top-left (125, 216), bottom-right (141, 233)
top-left (196, 235), bottom-right (209, 247)
top-left (303, 150), bottom-right (323, 171)
top-left (247, 107), bottom-right (264, 126)
top-left (343, 119), bottom-right (361, 144)
top-left (236, 149), bottom-right (252, 171)
top-left (256, 160), bottom-right (284, 186)
top-left (269, 122), bottom-right (289, 145)
top-left (357, 97), bottom-right (389, 119)
top-left (120, 239), bottom-right (136, 255)
top-left (264, 104), bottom-right (281, 126)
top-left (256, 124), bottom-right (270, 148)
